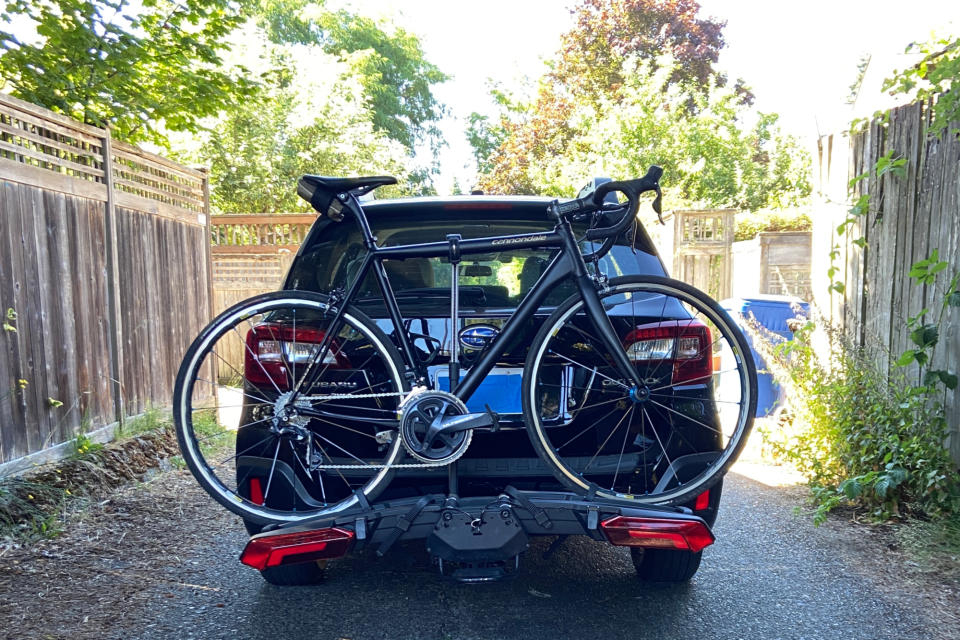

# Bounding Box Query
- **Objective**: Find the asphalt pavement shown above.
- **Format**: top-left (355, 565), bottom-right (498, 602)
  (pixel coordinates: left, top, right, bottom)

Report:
top-left (131, 469), bottom-right (933, 640)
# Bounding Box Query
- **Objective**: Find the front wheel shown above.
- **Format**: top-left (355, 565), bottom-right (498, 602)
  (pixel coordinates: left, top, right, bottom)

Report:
top-left (173, 291), bottom-right (409, 526)
top-left (522, 276), bottom-right (756, 506)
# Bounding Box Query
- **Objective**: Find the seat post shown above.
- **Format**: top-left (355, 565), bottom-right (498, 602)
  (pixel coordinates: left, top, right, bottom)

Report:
top-left (446, 234), bottom-right (462, 386)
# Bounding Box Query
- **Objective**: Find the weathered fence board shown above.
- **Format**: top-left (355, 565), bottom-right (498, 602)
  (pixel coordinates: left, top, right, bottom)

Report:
top-left (816, 100), bottom-right (960, 463)
top-left (0, 96), bottom-right (212, 470)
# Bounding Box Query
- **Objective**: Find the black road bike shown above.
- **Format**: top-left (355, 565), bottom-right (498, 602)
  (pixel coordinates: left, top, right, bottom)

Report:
top-left (173, 167), bottom-right (758, 527)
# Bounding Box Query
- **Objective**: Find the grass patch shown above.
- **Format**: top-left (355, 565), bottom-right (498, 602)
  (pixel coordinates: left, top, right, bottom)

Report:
top-left (117, 405), bottom-right (170, 438)
top-left (896, 515), bottom-right (960, 580)
top-left (0, 421), bottom-right (181, 545)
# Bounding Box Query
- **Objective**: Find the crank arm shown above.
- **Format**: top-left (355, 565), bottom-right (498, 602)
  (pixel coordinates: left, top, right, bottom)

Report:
top-left (422, 411), bottom-right (496, 447)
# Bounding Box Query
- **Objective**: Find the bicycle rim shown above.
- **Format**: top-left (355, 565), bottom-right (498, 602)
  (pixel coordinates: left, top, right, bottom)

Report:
top-left (173, 292), bottom-right (407, 525)
top-left (523, 277), bottom-right (756, 506)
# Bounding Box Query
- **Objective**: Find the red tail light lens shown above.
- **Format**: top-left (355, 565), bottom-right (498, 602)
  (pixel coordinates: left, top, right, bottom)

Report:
top-left (244, 324), bottom-right (347, 389)
top-left (240, 527), bottom-right (355, 570)
top-left (249, 477), bottom-right (264, 505)
top-left (694, 489), bottom-right (711, 511)
top-left (624, 320), bottom-right (713, 385)
top-left (600, 516), bottom-right (715, 552)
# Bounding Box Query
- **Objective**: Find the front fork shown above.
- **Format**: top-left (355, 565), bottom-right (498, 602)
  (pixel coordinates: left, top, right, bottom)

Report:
top-left (574, 275), bottom-right (646, 390)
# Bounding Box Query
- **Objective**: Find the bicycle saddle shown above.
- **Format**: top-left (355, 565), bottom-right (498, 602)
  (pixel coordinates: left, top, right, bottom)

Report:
top-left (299, 175), bottom-right (396, 197)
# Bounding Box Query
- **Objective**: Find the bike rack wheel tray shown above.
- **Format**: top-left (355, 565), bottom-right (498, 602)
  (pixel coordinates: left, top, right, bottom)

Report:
top-left (239, 487), bottom-right (714, 577)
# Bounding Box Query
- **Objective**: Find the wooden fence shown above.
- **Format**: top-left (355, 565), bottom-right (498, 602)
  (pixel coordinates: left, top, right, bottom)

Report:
top-left (731, 231), bottom-right (813, 300)
top-left (815, 100), bottom-right (960, 462)
top-left (0, 93), bottom-right (213, 470)
top-left (648, 209), bottom-right (736, 301)
top-left (209, 214), bottom-right (313, 313)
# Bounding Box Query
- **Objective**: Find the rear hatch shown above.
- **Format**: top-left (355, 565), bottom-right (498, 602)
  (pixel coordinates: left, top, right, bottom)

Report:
top-left (284, 197), bottom-right (669, 489)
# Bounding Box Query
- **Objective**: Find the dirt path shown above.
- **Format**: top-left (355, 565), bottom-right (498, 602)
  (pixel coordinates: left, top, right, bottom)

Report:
top-left (0, 463), bottom-right (957, 640)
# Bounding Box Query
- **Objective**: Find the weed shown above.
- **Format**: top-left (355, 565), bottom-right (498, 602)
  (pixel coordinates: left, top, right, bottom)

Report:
top-left (119, 405), bottom-right (170, 437)
top-left (753, 315), bottom-right (960, 524)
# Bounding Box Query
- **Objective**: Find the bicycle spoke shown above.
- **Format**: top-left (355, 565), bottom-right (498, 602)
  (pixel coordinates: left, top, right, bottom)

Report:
top-left (223, 433), bottom-right (277, 465)
top-left (261, 438), bottom-right (283, 504)
top-left (646, 397), bottom-right (722, 435)
top-left (551, 352), bottom-right (629, 389)
top-left (642, 406), bottom-right (675, 484)
top-left (556, 405), bottom-right (621, 451)
top-left (583, 405), bottom-right (634, 474)
top-left (234, 325), bottom-right (284, 395)
top-left (610, 406), bottom-right (636, 490)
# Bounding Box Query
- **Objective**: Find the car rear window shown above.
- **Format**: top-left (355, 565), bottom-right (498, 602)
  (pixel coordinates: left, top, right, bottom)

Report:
top-left (287, 213), bottom-right (666, 312)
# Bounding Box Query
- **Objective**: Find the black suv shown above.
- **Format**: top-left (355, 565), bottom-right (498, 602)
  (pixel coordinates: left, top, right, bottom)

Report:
top-left (233, 191), bottom-right (726, 584)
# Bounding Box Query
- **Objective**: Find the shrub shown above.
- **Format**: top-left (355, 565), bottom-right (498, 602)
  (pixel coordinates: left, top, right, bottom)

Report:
top-left (751, 315), bottom-right (960, 524)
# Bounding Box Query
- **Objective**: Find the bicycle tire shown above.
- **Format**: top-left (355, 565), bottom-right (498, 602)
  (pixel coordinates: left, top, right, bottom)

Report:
top-left (173, 291), bottom-right (408, 526)
top-left (522, 275), bottom-right (757, 506)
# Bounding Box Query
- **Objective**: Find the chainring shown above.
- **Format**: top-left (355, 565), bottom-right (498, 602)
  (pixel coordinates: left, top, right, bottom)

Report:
top-left (398, 390), bottom-right (472, 464)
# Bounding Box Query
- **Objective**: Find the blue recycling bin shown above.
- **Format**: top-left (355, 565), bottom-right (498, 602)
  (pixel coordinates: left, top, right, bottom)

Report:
top-left (720, 295), bottom-right (809, 417)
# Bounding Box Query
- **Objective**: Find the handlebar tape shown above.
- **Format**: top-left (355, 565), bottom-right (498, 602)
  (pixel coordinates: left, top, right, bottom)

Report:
top-left (583, 165), bottom-right (663, 240)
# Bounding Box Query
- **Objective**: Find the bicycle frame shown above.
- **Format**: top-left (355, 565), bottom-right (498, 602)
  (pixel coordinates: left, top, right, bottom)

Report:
top-left (294, 195), bottom-right (646, 407)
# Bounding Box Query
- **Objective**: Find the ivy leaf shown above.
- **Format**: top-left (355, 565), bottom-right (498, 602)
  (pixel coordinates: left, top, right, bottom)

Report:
top-left (841, 479), bottom-right (862, 499)
top-left (874, 475), bottom-right (891, 498)
top-left (896, 350), bottom-right (917, 367)
top-left (909, 324), bottom-right (939, 348)
top-left (923, 370), bottom-right (943, 387)
top-left (848, 173), bottom-right (869, 189)
top-left (939, 371), bottom-right (958, 390)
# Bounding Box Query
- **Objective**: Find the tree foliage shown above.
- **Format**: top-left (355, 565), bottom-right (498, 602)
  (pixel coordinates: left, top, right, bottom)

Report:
top-left (253, 0), bottom-right (448, 151)
top-left (201, 52), bottom-right (411, 213)
top-left (472, 0), bottom-right (809, 209)
top-left (883, 35), bottom-right (960, 135)
top-left (0, 0), bottom-right (253, 144)
top-left (555, 0), bottom-right (728, 98)
top-left (479, 57), bottom-right (811, 210)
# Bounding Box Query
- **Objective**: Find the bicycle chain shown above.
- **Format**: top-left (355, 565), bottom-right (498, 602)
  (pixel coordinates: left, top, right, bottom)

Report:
top-left (298, 390), bottom-right (452, 469)
top-left (301, 388), bottom-right (466, 469)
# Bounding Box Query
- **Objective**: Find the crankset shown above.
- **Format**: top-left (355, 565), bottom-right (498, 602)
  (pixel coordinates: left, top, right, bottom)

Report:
top-left (398, 390), bottom-right (474, 464)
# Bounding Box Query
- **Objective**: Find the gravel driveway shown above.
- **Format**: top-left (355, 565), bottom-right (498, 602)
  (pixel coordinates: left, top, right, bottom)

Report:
top-left (1, 463), bottom-right (955, 640)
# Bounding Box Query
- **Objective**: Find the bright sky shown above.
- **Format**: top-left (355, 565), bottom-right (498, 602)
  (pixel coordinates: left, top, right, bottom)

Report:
top-left (334, 0), bottom-right (960, 194)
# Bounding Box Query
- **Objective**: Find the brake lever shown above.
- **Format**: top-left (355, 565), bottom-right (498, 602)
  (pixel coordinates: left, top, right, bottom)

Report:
top-left (653, 185), bottom-right (664, 225)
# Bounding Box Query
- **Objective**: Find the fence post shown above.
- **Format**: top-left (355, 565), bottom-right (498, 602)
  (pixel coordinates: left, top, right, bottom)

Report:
top-left (199, 168), bottom-right (214, 323)
top-left (101, 127), bottom-right (125, 429)
top-left (198, 167), bottom-right (218, 395)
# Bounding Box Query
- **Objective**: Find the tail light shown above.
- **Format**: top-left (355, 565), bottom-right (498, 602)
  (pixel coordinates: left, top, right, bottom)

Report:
top-left (600, 516), bottom-right (715, 552)
top-left (244, 324), bottom-right (348, 390)
top-left (240, 527), bottom-right (354, 570)
top-left (624, 320), bottom-right (712, 385)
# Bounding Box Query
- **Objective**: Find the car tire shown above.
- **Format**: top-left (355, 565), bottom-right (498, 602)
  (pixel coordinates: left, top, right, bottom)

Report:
top-left (631, 547), bottom-right (703, 582)
top-left (259, 561), bottom-right (327, 586)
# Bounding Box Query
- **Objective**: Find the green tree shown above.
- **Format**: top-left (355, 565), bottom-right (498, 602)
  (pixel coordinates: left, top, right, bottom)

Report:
top-left (482, 57), bottom-right (811, 209)
top-left (254, 0), bottom-right (448, 151)
top-left (555, 0), bottom-right (732, 100)
top-left (0, 0), bottom-right (254, 145)
top-left (202, 56), bottom-right (411, 213)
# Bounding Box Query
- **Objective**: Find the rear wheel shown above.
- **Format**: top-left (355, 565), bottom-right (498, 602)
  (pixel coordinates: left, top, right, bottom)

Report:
top-left (173, 291), bottom-right (408, 527)
top-left (523, 276), bottom-right (756, 506)
top-left (631, 548), bottom-right (702, 582)
top-left (259, 561), bottom-right (327, 586)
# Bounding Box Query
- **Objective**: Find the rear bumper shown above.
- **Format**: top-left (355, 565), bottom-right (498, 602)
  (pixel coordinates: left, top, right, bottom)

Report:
top-left (241, 489), bottom-right (715, 571)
